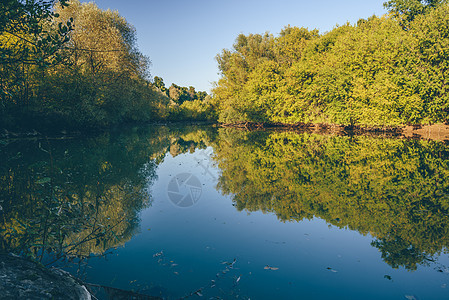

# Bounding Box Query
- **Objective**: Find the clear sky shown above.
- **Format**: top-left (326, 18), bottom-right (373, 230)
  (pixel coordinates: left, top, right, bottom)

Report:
top-left (80, 0), bottom-right (387, 92)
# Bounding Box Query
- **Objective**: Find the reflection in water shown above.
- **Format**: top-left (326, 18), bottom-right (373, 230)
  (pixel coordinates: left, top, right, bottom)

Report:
top-left (0, 125), bottom-right (213, 264)
top-left (213, 129), bottom-right (449, 271)
top-left (1, 125), bottom-right (449, 298)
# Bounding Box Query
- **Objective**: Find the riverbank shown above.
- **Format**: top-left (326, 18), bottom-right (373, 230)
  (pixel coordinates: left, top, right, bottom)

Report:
top-left (220, 122), bottom-right (449, 142)
top-left (0, 120), bottom-right (217, 140)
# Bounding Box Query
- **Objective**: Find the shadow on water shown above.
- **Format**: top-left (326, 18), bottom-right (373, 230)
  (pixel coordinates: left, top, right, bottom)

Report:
top-left (1, 124), bottom-right (449, 298)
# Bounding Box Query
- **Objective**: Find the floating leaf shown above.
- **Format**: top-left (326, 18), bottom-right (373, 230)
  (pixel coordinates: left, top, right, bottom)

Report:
top-left (153, 250), bottom-right (163, 258)
top-left (195, 290), bottom-right (203, 297)
top-left (384, 275), bottom-right (392, 281)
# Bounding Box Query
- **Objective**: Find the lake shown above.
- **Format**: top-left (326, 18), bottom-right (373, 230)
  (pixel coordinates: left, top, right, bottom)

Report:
top-left (1, 125), bottom-right (448, 299)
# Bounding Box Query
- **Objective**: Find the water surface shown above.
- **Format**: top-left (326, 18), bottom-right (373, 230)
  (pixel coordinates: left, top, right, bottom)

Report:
top-left (1, 125), bottom-right (448, 299)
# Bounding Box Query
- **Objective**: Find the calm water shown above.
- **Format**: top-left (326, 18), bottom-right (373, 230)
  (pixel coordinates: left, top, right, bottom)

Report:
top-left (1, 125), bottom-right (449, 299)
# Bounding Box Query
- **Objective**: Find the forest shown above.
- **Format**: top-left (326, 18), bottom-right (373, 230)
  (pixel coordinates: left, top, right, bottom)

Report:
top-left (213, 0), bottom-right (449, 126)
top-left (0, 0), bottom-right (214, 133)
top-left (2, 0), bottom-right (449, 131)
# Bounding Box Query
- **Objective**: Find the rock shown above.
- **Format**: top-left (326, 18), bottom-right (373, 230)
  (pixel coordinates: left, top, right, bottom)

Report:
top-left (0, 254), bottom-right (91, 300)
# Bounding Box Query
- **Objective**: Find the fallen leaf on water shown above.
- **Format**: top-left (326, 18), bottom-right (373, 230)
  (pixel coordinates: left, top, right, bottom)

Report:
top-left (195, 290), bottom-right (203, 297)
top-left (384, 275), bottom-right (392, 281)
top-left (264, 265), bottom-right (279, 271)
top-left (153, 251), bottom-right (163, 258)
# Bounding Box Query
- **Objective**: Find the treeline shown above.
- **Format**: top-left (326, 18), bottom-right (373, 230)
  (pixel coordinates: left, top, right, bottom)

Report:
top-left (153, 76), bottom-right (216, 122)
top-left (0, 0), bottom-right (212, 132)
top-left (213, 0), bottom-right (449, 126)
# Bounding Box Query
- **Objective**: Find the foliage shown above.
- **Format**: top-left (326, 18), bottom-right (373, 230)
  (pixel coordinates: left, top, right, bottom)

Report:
top-left (0, 0), bottom-right (73, 126)
top-left (168, 96), bottom-right (217, 122)
top-left (0, 0), bottom-right (173, 131)
top-left (0, 0), bottom-right (71, 66)
top-left (384, 0), bottom-right (447, 27)
top-left (213, 2), bottom-right (449, 126)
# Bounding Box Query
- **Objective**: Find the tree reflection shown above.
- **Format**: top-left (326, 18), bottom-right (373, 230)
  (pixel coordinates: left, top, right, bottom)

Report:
top-left (3, 125), bottom-right (449, 272)
top-left (213, 128), bottom-right (449, 270)
top-left (0, 125), bottom-right (214, 264)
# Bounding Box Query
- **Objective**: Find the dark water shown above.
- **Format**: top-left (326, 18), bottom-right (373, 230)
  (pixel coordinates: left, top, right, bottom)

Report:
top-left (1, 125), bottom-right (449, 299)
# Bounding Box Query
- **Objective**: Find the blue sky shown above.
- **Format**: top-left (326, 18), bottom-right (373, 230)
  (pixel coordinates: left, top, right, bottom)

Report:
top-left (80, 0), bottom-right (387, 92)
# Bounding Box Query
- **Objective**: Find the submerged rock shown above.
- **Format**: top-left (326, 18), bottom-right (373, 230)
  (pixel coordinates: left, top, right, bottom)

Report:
top-left (0, 254), bottom-right (91, 300)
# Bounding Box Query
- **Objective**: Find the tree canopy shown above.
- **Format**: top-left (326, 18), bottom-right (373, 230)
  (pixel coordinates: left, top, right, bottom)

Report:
top-left (212, 1), bottom-right (449, 126)
top-left (0, 0), bottom-right (176, 130)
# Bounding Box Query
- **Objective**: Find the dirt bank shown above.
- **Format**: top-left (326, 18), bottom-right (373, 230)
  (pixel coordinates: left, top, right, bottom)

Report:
top-left (220, 122), bottom-right (449, 142)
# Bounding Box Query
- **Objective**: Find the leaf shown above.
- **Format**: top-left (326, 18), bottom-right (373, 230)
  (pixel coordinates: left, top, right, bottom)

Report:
top-left (153, 250), bottom-right (163, 258)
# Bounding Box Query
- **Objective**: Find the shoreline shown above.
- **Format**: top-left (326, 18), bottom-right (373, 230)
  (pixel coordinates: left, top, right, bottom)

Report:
top-left (0, 120), bottom-right (217, 140)
top-left (219, 122), bottom-right (449, 142)
top-left (1, 121), bottom-right (448, 142)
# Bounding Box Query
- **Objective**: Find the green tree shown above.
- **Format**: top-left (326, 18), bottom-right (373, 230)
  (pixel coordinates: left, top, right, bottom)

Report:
top-left (384, 0), bottom-right (447, 27)
top-left (153, 75), bottom-right (168, 95)
top-left (0, 0), bottom-right (73, 126)
top-left (0, 0), bottom-right (71, 65)
top-left (213, 3), bottom-right (449, 126)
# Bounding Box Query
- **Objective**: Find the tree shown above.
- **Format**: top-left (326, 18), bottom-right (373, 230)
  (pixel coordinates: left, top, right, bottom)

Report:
top-left (0, 0), bottom-right (74, 127)
top-left (384, 0), bottom-right (447, 27)
top-left (168, 83), bottom-right (192, 104)
top-left (0, 0), bottom-right (72, 66)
